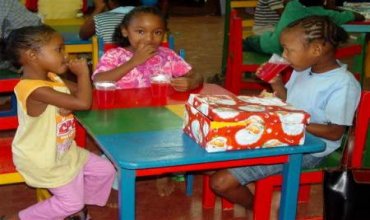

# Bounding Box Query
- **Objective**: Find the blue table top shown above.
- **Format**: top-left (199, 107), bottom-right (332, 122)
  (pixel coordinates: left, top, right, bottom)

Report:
top-left (342, 23), bottom-right (370, 32)
top-left (95, 129), bottom-right (325, 170)
top-left (76, 106), bottom-right (325, 170)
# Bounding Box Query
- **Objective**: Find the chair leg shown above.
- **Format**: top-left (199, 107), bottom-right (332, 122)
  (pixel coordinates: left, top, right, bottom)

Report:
top-left (254, 177), bottom-right (275, 220)
top-left (221, 198), bottom-right (234, 210)
top-left (36, 188), bottom-right (51, 202)
top-left (202, 175), bottom-right (216, 209)
top-left (185, 173), bottom-right (194, 196)
top-left (298, 185), bottom-right (311, 204)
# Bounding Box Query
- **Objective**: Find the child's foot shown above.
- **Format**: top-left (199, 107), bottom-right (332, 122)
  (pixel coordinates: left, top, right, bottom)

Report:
top-left (156, 176), bottom-right (175, 197)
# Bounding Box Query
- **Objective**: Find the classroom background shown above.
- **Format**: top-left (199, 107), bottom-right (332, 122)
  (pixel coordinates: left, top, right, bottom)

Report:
top-left (1, 0), bottom-right (369, 219)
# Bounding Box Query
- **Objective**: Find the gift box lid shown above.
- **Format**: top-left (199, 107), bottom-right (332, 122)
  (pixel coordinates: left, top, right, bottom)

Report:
top-left (187, 94), bottom-right (310, 124)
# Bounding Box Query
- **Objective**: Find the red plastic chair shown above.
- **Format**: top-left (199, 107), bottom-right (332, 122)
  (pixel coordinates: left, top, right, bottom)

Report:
top-left (224, 9), bottom-right (271, 94)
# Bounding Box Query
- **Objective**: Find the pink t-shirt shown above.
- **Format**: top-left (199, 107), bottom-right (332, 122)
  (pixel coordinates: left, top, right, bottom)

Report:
top-left (93, 46), bottom-right (192, 89)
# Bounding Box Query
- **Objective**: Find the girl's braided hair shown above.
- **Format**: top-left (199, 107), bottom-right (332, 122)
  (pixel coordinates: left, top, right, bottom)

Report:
top-left (112, 6), bottom-right (167, 47)
top-left (286, 15), bottom-right (348, 48)
top-left (1, 25), bottom-right (56, 68)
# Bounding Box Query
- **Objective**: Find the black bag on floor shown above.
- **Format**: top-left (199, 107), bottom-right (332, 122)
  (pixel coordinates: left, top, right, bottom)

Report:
top-left (323, 131), bottom-right (370, 220)
top-left (323, 169), bottom-right (370, 220)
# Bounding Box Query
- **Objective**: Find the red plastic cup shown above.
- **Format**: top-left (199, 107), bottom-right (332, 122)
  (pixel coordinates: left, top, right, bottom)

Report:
top-left (150, 74), bottom-right (171, 100)
top-left (94, 81), bottom-right (116, 109)
top-left (258, 54), bottom-right (289, 82)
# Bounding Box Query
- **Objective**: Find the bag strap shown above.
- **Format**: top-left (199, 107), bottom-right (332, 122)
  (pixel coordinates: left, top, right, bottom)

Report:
top-left (340, 126), bottom-right (353, 169)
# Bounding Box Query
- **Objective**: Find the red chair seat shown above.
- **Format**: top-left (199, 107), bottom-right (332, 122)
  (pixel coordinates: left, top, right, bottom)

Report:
top-left (0, 137), bottom-right (16, 174)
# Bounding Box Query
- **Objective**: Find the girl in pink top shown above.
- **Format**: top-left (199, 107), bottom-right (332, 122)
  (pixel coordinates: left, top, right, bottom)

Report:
top-left (93, 6), bottom-right (203, 91)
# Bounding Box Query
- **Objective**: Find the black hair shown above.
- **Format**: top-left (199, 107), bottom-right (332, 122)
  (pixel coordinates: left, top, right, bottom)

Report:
top-left (285, 15), bottom-right (348, 48)
top-left (1, 25), bottom-right (56, 68)
top-left (112, 6), bottom-right (167, 47)
top-left (299, 0), bottom-right (324, 7)
top-left (104, 0), bottom-right (138, 7)
top-left (115, 0), bottom-right (138, 6)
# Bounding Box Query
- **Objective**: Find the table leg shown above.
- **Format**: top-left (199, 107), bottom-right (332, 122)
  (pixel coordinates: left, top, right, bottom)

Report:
top-left (279, 153), bottom-right (303, 220)
top-left (119, 169), bottom-right (136, 220)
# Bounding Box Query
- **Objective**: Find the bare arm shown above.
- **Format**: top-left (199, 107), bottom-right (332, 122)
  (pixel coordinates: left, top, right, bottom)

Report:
top-left (27, 59), bottom-right (92, 116)
top-left (63, 79), bottom-right (78, 94)
top-left (94, 43), bottom-right (157, 82)
top-left (269, 75), bottom-right (287, 101)
top-left (170, 70), bottom-right (204, 92)
top-left (79, 0), bottom-right (106, 39)
top-left (307, 123), bottom-right (346, 141)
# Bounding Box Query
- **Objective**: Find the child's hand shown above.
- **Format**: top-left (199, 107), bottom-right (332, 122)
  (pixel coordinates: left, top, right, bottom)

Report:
top-left (68, 58), bottom-right (89, 77)
top-left (255, 62), bottom-right (266, 79)
top-left (170, 77), bottom-right (192, 92)
top-left (269, 74), bottom-right (283, 85)
top-left (130, 42), bottom-right (157, 66)
top-left (255, 62), bottom-right (283, 84)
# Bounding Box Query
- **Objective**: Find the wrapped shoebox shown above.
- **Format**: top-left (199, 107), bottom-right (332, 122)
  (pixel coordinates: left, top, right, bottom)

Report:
top-left (183, 94), bottom-right (310, 152)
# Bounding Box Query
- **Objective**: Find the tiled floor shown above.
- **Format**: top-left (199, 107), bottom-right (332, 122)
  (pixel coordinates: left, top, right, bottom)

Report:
top-left (1, 9), bottom-right (369, 220)
top-left (0, 136), bottom-right (324, 220)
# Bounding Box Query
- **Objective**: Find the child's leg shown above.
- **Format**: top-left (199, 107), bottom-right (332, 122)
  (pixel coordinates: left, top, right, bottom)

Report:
top-left (18, 153), bottom-right (115, 220)
top-left (210, 169), bottom-right (254, 208)
top-left (18, 171), bottom-right (86, 219)
top-left (156, 176), bottom-right (175, 197)
top-left (82, 153), bottom-right (115, 206)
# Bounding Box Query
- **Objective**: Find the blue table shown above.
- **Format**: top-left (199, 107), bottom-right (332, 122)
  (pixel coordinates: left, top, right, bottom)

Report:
top-left (76, 102), bottom-right (325, 220)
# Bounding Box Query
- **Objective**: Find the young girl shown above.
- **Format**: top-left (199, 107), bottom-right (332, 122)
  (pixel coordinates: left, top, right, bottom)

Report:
top-left (210, 15), bottom-right (361, 220)
top-left (93, 5), bottom-right (203, 197)
top-left (92, 6), bottom-right (203, 92)
top-left (0, 25), bottom-right (115, 220)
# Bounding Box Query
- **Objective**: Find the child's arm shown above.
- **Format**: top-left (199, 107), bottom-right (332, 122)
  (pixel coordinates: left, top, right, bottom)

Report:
top-left (93, 43), bottom-right (157, 82)
top-left (27, 59), bottom-right (92, 116)
top-left (170, 71), bottom-right (203, 92)
top-left (255, 63), bottom-right (287, 100)
top-left (269, 75), bottom-right (287, 101)
top-left (79, 0), bottom-right (106, 40)
top-left (306, 123), bottom-right (347, 141)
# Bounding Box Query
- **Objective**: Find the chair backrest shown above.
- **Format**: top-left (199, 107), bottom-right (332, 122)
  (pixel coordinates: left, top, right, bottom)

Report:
top-left (221, 0), bottom-right (258, 73)
top-left (224, 9), bottom-right (271, 93)
top-left (335, 33), bottom-right (366, 86)
top-left (351, 90), bottom-right (370, 168)
top-left (228, 0), bottom-right (257, 38)
top-left (25, 0), bottom-right (88, 13)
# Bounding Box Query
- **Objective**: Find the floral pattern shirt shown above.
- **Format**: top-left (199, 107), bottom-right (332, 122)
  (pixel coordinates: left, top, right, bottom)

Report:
top-left (93, 46), bottom-right (192, 89)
